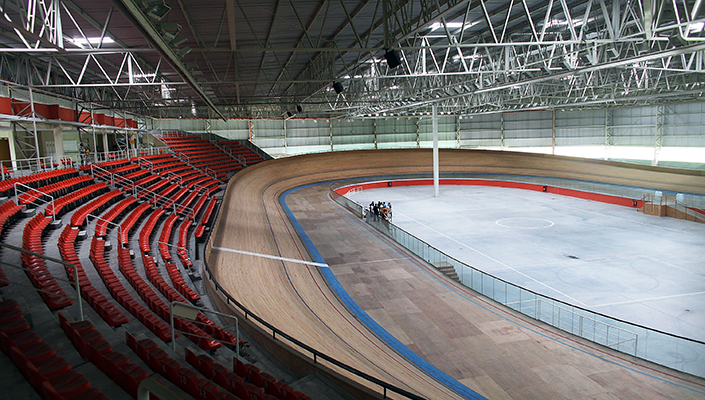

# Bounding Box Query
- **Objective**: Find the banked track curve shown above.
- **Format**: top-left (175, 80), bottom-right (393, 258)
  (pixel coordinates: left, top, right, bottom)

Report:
top-left (205, 149), bottom-right (705, 399)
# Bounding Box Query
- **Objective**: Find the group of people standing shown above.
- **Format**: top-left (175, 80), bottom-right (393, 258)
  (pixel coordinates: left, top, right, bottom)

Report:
top-left (369, 201), bottom-right (392, 222)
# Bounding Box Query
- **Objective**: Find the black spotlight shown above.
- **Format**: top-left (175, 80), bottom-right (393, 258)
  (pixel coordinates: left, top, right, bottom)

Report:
top-left (286, 111), bottom-right (293, 118)
top-left (333, 81), bottom-right (344, 94)
top-left (296, 105), bottom-right (303, 113)
top-left (384, 49), bottom-right (401, 69)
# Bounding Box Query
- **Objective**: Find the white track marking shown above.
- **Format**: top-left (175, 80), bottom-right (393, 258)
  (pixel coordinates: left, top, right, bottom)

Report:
top-left (331, 258), bottom-right (408, 267)
top-left (212, 246), bottom-right (329, 268)
top-left (591, 291), bottom-right (705, 308)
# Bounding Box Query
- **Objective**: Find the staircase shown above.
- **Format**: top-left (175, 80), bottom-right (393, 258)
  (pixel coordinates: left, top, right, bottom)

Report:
top-left (433, 261), bottom-right (460, 282)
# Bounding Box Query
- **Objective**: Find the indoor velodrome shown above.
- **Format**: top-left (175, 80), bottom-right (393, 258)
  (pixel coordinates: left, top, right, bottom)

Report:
top-left (5, 1), bottom-right (705, 399)
top-left (205, 149), bottom-right (705, 399)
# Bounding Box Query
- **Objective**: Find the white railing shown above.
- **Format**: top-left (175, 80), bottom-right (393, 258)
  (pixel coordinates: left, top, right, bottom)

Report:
top-left (14, 182), bottom-right (56, 221)
top-left (506, 298), bottom-right (638, 355)
top-left (166, 171), bottom-right (183, 186)
top-left (0, 155), bottom-right (71, 179)
top-left (138, 157), bottom-right (154, 172)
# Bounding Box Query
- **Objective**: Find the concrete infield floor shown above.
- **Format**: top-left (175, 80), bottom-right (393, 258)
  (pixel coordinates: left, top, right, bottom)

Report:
top-left (352, 184), bottom-right (705, 343)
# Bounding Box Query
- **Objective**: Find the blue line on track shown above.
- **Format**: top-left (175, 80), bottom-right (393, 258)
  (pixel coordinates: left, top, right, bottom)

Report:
top-left (281, 183), bottom-right (486, 400)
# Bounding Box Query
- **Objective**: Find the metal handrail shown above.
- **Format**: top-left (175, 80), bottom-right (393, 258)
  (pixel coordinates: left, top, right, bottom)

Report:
top-left (0, 241), bottom-right (83, 321)
top-left (14, 182), bottom-right (56, 221)
top-left (169, 301), bottom-right (239, 356)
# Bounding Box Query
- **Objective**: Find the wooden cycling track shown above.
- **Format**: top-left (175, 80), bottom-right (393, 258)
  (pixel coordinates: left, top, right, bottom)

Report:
top-left (205, 149), bottom-right (705, 400)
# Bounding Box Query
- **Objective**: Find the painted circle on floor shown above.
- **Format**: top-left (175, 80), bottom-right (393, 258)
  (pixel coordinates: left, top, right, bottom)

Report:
top-left (495, 217), bottom-right (554, 229)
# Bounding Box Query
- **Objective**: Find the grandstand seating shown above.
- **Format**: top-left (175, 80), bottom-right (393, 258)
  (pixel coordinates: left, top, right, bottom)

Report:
top-left (0, 168), bottom-right (79, 198)
top-left (58, 226), bottom-right (129, 326)
top-left (22, 213), bottom-right (73, 309)
top-left (219, 141), bottom-right (266, 166)
top-left (157, 135), bottom-right (249, 181)
top-left (89, 236), bottom-right (173, 341)
top-left (0, 139), bottom-right (313, 400)
top-left (0, 299), bottom-right (107, 399)
top-left (0, 199), bottom-right (24, 237)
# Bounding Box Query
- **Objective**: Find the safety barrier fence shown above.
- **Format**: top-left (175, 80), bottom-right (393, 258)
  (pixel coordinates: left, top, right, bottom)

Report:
top-left (329, 177), bottom-right (705, 379)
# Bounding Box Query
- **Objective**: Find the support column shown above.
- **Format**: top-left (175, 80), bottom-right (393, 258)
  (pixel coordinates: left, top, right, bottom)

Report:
top-left (329, 119), bottom-right (333, 152)
top-left (28, 87), bottom-right (40, 163)
top-left (415, 117), bottom-right (420, 148)
top-left (433, 103), bottom-right (439, 198)
top-left (605, 108), bottom-right (613, 160)
top-left (102, 129), bottom-right (109, 154)
top-left (551, 109), bottom-right (556, 155)
top-left (653, 105), bottom-right (664, 166)
top-left (500, 113), bottom-right (505, 149)
top-left (53, 125), bottom-right (64, 159)
top-left (455, 116), bottom-right (460, 148)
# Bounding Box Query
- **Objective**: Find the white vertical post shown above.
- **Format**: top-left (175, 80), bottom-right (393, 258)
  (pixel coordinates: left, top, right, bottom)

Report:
top-left (53, 125), bottom-right (64, 159)
top-left (432, 103), bottom-right (439, 197)
top-left (91, 104), bottom-right (98, 157)
top-left (29, 87), bottom-right (41, 166)
top-left (102, 129), bottom-right (109, 155)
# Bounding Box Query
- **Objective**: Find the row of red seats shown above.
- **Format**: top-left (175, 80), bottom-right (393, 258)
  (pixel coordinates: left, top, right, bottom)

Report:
top-left (147, 212), bottom-right (238, 347)
top-left (133, 174), bottom-right (159, 188)
top-left (139, 208), bottom-right (166, 254)
top-left (89, 237), bottom-right (172, 341)
top-left (0, 168), bottom-right (79, 198)
top-left (58, 312), bottom-right (112, 359)
top-left (94, 197), bottom-right (137, 237)
top-left (175, 191), bottom-right (200, 217)
top-left (194, 196), bottom-right (218, 242)
top-left (18, 175), bottom-right (94, 205)
top-left (0, 299), bottom-right (107, 399)
top-left (22, 213), bottom-right (73, 309)
top-left (202, 198), bottom-right (217, 226)
top-left (187, 195), bottom-right (208, 222)
top-left (122, 168), bottom-right (150, 181)
top-left (118, 202), bottom-right (152, 246)
top-left (116, 245), bottom-right (220, 352)
top-left (127, 331), bottom-right (243, 400)
top-left (58, 313), bottom-right (151, 399)
top-left (177, 219), bottom-right (194, 269)
top-left (232, 357), bottom-right (310, 400)
top-left (172, 171), bottom-right (221, 193)
top-left (136, 153), bottom-right (178, 160)
top-left (70, 190), bottom-right (123, 228)
top-left (154, 214), bottom-right (200, 303)
top-left (45, 182), bottom-right (109, 217)
top-left (58, 226), bottom-right (128, 326)
top-left (138, 180), bottom-right (169, 199)
top-left (102, 164), bottom-right (140, 176)
top-left (149, 184), bottom-right (180, 207)
top-left (220, 142), bottom-right (266, 164)
top-left (152, 162), bottom-right (188, 174)
top-left (78, 158), bottom-right (132, 173)
top-left (0, 199), bottom-right (24, 235)
top-left (1, 164), bottom-right (13, 178)
top-left (162, 187), bottom-right (189, 210)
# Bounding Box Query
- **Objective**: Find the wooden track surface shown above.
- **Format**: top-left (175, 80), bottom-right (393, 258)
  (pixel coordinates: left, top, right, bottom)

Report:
top-left (205, 149), bottom-right (705, 399)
